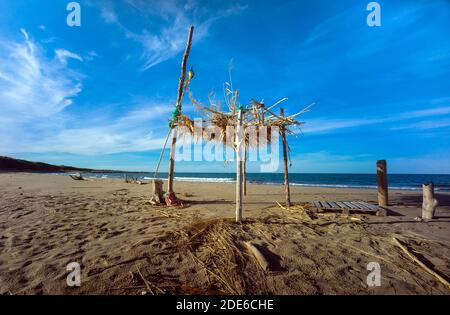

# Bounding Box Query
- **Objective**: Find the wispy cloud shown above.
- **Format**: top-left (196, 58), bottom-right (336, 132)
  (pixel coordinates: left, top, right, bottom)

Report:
top-left (392, 119), bottom-right (450, 131)
top-left (22, 101), bottom-right (172, 155)
top-left (0, 29), bottom-right (82, 121)
top-left (55, 48), bottom-right (83, 65)
top-left (29, 126), bottom-right (167, 155)
top-left (0, 29), bottom-right (171, 156)
top-left (96, 0), bottom-right (247, 70)
top-left (302, 103), bottom-right (450, 134)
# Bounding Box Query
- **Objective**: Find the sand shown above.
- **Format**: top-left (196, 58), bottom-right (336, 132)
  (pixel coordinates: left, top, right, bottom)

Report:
top-left (0, 173), bottom-right (449, 295)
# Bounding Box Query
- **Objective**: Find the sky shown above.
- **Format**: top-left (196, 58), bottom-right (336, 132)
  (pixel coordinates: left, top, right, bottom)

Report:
top-left (0, 0), bottom-right (449, 174)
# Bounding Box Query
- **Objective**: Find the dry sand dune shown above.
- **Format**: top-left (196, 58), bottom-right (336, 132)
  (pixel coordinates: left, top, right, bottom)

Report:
top-left (0, 173), bottom-right (449, 295)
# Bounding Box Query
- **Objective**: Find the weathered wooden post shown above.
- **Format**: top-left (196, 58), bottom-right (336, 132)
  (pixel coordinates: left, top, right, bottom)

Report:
top-left (150, 179), bottom-right (164, 205)
top-left (167, 26), bottom-right (194, 195)
top-left (235, 109), bottom-right (244, 223)
top-left (376, 160), bottom-right (388, 207)
top-left (280, 108), bottom-right (291, 207)
top-left (167, 129), bottom-right (178, 193)
top-left (243, 144), bottom-right (247, 196)
top-left (422, 183), bottom-right (438, 220)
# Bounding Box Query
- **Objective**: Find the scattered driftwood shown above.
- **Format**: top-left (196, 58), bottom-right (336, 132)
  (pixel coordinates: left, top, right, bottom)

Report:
top-left (124, 174), bottom-right (143, 185)
top-left (244, 241), bottom-right (269, 272)
top-left (392, 237), bottom-right (450, 289)
top-left (70, 173), bottom-right (85, 181)
top-left (422, 183), bottom-right (438, 220)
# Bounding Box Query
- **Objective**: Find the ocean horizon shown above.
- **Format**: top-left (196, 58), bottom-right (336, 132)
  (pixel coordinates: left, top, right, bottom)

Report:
top-left (57, 172), bottom-right (450, 192)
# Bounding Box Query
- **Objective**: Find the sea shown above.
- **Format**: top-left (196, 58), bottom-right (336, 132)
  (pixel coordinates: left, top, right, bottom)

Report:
top-left (59, 172), bottom-right (450, 192)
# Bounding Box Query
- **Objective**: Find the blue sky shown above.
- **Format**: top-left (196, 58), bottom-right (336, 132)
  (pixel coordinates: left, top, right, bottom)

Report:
top-left (0, 0), bottom-right (449, 173)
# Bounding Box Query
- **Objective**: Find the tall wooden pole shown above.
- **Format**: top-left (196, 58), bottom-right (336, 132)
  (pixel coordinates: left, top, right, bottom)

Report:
top-left (243, 143), bottom-right (247, 196)
top-left (280, 108), bottom-right (291, 207)
top-left (376, 160), bottom-right (388, 207)
top-left (167, 26), bottom-right (194, 194)
top-left (235, 109), bottom-right (244, 223)
top-left (167, 128), bottom-right (178, 193)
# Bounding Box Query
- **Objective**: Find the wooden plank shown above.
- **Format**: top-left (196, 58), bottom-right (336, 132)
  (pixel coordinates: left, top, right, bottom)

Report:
top-left (344, 201), bottom-right (359, 210)
top-left (364, 202), bottom-right (379, 210)
top-left (311, 200), bottom-right (382, 215)
top-left (349, 202), bottom-right (360, 210)
top-left (312, 201), bottom-right (322, 209)
top-left (335, 201), bottom-right (348, 209)
top-left (358, 201), bottom-right (378, 210)
top-left (347, 201), bottom-right (362, 209)
top-left (321, 201), bottom-right (332, 208)
top-left (353, 201), bottom-right (372, 210)
top-left (342, 201), bottom-right (356, 209)
top-left (328, 201), bottom-right (340, 209)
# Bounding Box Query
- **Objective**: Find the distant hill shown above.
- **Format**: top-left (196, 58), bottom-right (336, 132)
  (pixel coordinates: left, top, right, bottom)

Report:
top-left (0, 156), bottom-right (118, 173)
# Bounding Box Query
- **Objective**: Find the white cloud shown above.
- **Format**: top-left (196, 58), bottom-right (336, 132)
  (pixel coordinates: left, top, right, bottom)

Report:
top-left (392, 119), bottom-right (450, 131)
top-left (55, 48), bottom-right (83, 65)
top-left (97, 0), bottom-right (247, 70)
top-left (302, 104), bottom-right (450, 134)
top-left (0, 29), bottom-right (176, 156)
top-left (116, 105), bottom-right (172, 125)
top-left (132, 15), bottom-right (209, 70)
top-left (28, 127), bottom-right (167, 155)
top-left (100, 5), bottom-right (118, 24)
top-left (0, 29), bottom-right (82, 121)
top-left (21, 102), bottom-right (172, 155)
top-left (85, 50), bottom-right (98, 61)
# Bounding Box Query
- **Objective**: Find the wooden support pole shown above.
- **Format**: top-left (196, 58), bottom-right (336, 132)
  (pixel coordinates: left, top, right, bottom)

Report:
top-left (243, 143), bottom-right (247, 196)
top-left (167, 128), bottom-right (178, 193)
top-left (280, 108), bottom-right (291, 207)
top-left (422, 183), bottom-right (438, 220)
top-left (376, 160), bottom-right (388, 207)
top-left (167, 26), bottom-right (194, 194)
top-left (235, 109), bottom-right (244, 223)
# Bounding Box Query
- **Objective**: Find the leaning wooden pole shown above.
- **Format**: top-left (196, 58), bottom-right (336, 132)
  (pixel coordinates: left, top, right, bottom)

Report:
top-left (376, 160), bottom-right (388, 207)
top-left (235, 109), bottom-right (244, 223)
top-left (167, 26), bottom-right (194, 194)
top-left (280, 108), bottom-right (291, 207)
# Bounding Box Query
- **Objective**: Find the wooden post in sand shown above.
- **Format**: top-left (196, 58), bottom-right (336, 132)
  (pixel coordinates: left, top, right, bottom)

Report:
top-left (422, 183), bottom-right (438, 220)
top-left (150, 179), bottom-right (164, 204)
top-left (243, 144), bottom-right (247, 196)
top-left (167, 26), bottom-right (194, 194)
top-left (235, 109), bottom-right (244, 223)
top-left (167, 128), bottom-right (178, 193)
top-left (280, 108), bottom-right (291, 207)
top-left (376, 160), bottom-right (388, 207)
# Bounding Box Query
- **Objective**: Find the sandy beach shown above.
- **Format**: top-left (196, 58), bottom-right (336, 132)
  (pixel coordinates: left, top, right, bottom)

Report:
top-left (0, 173), bottom-right (449, 295)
